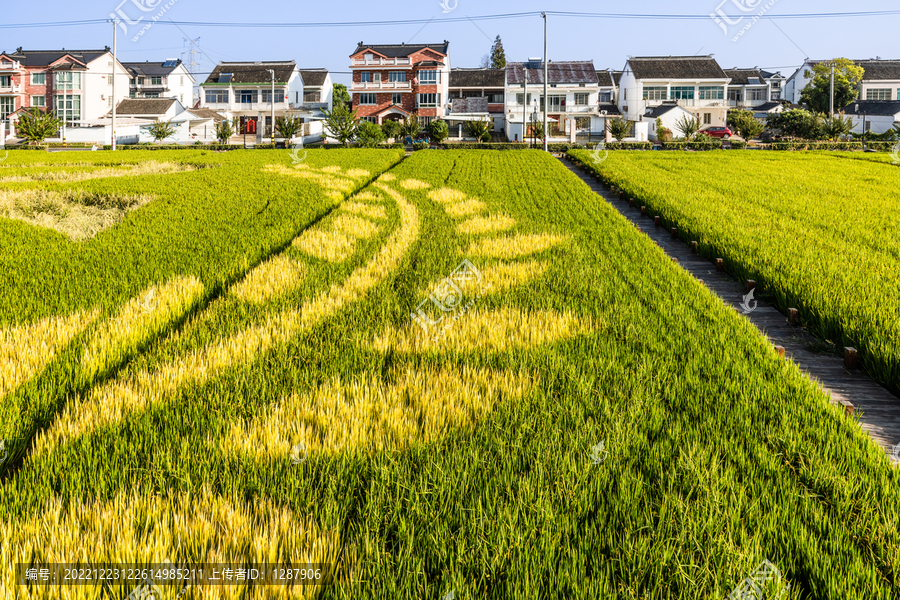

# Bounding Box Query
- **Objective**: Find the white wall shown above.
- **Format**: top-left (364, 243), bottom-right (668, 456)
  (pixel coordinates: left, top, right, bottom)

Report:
top-left (167, 64), bottom-right (195, 106)
top-left (849, 114), bottom-right (898, 134)
top-left (81, 53), bottom-right (131, 122)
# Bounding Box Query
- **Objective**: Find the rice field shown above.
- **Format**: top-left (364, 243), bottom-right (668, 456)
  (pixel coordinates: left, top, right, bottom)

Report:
top-left (1, 149), bottom-right (898, 599)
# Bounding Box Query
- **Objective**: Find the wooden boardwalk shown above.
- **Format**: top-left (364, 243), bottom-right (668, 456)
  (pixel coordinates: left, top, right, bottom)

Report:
top-left (559, 156), bottom-right (900, 463)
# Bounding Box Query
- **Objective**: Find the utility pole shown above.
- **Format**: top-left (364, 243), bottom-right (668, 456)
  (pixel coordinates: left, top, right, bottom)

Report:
top-left (542, 12), bottom-right (548, 152)
top-left (522, 67), bottom-right (527, 144)
top-left (268, 69), bottom-right (275, 144)
top-left (111, 20), bottom-right (117, 150)
top-left (829, 62), bottom-right (834, 119)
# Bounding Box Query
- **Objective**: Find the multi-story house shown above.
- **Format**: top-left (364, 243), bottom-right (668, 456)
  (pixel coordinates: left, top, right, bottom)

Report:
top-left (447, 68), bottom-right (505, 136)
top-left (123, 59), bottom-right (194, 105)
top-left (784, 58), bottom-right (900, 105)
top-left (504, 59), bottom-right (607, 142)
top-left (596, 69), bottom-right (620, 106)
top-left (618, 55), bottom-right (731, 130)
top-left (722, 68), bottom-right (771, 108)
top-left (0, 47), bottom-right (130, 128)
top-left (761, 69), bottom-right (785, 101)
top-left (199, 61), bottom-right (304, 137)
top-left (349, 41), bottom-right (450, 126)
top-left (293, 69), bottom-right (333, 114)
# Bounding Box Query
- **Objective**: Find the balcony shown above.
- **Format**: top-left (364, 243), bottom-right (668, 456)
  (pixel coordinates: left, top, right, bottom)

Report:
top-left (351, 81), bottom-right (412, 91)
top-left (0, 61), bottom-right (21, 72)
top-left (352, 57), bottom-right (411, 67)
top-left (290, 102), bottom-right (329, 111)
top-left (727, 99), bottom-right (767, 108)
top-left (0, 84), bottom-right (21, 95)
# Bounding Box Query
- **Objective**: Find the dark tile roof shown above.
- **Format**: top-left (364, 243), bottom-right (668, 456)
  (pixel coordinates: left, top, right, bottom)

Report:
top-left (507, 61), bottom-right (597, 85)
top-left (450, 97), bottom-right (489, 113)
top-left (123, 60), bottom-right (184, 77)
top-left (298, 69), bottom-right (329, 86)
top-left (113, 98), bottom-right (178, 116)
top-left (752, 101), bottom-right (783, 112)
top-left (449, 68), bottom-right (505, 88)
top-left (644, 102), bottom-right (689, 119)
top-left (4, 48), bottom-right (110, 67)
top-left (203, 62), bottom-right (296, 85)
top-left (612, 70), bottom-right (623, 85)
top-left (856, 60), bottom-right (900, 81)
top-left (597, 70), bottom-right (616, 87)
top-left (723, 69), bottom-right (766, 85)
top-left (627, 56), bottom-right (727, 80)
top-left (351, 42), bottom-right (449, 58)
top-left (187, 107), bottom-right (226, 121)
top-left (597, 103), bottom-right (620, 115)
top-left (760, 69), bottom-right (783, 79)
top-left (841, 100), bottom-right (900, 116)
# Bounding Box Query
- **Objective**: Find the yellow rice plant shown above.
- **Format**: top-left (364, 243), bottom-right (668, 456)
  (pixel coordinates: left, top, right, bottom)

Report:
top-left (457, 214), bottom-right (517, 235)
top-left (82, 276), bottom-right (205, 381)
top-left (466, 233), bottom-right (569, 258)
top-left (340, 201), bottom-right (387, 220)
top-left (0, 161), bottom-right (197, 183)
top-left (293, 228), bottom-right (355, 262)
top-left (319, 165), bottom-right (343, 174)
top-left (262, 165), bottom-right (356, 193)
top-left (231, 255), bottom-right (307, 305)
top-left (398, 178), bottom-right (431, 190)
top-left (345, 168), bottom-right (370, 179)
top-left (0, 309), bottom-right (99, 401)
top-left (426, 187), bottom-right (468, 205)
top-left (373, 307), bottom-right (595, 353)
top-left (34, 184), bottom-right (420, 454)
top-left (445, 199), bottom-right (487, 218)
top-left (225, 365), bottom-right (534, 458)
top-left (352, 191), bottom-right (381, 202)
top-left (461, 259), bottom-right (548, 294)
top-left (378, 173), bottom-right (396, 182)
top-left (0, 487), bottom-right (338, 600)
top-left (0, 189), bottom-right (155, 241)
top-left (332, 214), bottom-right (379, 240)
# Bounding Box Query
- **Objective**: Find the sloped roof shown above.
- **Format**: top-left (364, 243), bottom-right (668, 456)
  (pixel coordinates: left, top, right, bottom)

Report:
top-left (113, 98), bottom-right (178, 116)
top-left (449, 68), bottom-right (505, 87)
top-left (597, 70), bottom-right (617, 87)
top-left (627, 56), bottom-right (727, 80)
top-left (723, 68), bottom-right (766, 85)
top-left (597, 103), bottom-right (620, 115)
top-left (644, 102), bottom-right (691, 119)
top-left (351, 41), bottom-right (449, 58)
top-left (3, 48), bottom-right (109, 67)
top-left (856, 60), bottom-right (900, 81)
top-left (753, 101), bottom-right (784, 112)
top-left (507, 61), bottom-right (597, 85)
top-left (187, 107), bottom-right (226, 121)
top-left (841, 100), bottom-right (900, 116)
top-left (612, 70), bottom-right (623, 85)
top-left (203, 61), bottom-right (296, 85)
top-left (760, 69), bottom-right (784, 79)
top-left (123, 60), bottom-right (185, 77)
top-left (298, 69), bottom-right (329, 86)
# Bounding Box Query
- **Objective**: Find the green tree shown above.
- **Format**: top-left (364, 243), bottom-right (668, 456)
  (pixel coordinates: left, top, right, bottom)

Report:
top-left (332, 83), bottom-right (351, 108)
top-left (429, 119), bottom-right (449, 143)
top-left (800, 58), bottom-right (864, 114)
top-left (673, 115), bottom-right (701, 141)
top-left (15, 108), bottom-right (62, 144)
top-left (767, 109), bottom-right (825, 140)
top-left (606, 117), bottom-right (630, 142)
top-left (822, 113), bottom-right (854, 140)
top-left (382, 119), bottom-right (401, 141)
top-left (528, 114), bottom-right (544, 146)
top-left (322, 103), bottom-right (358, 146)
top-left (275, 114), bottom-right (304, 140)
top-left (490, 36), bottom-right (506, 69)
top-left (214, 118), bottom-right (236, 144)
top-left (465, 118), bottom-right (492, 142)
top-left (399, 113), bottom-right (422, 140)
top-left (357, 121), bottom-right (385, 148)
top-left (727, 109), bottom-right (765, 140)
top-left (147, 119), bottom-right (177, 143)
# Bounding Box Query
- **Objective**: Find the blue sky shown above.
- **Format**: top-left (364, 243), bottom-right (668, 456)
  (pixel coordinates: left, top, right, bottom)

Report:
top-left (2, 0), bottom-right (897, 87)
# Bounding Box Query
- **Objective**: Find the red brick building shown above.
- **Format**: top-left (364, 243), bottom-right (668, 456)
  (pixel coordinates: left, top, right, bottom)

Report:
top-left (349, 41), bottom-right (450, 126)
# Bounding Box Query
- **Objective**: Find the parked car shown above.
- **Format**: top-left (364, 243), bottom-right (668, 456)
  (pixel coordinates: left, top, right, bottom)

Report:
top-left (702, 126), bottom-right (734, 139)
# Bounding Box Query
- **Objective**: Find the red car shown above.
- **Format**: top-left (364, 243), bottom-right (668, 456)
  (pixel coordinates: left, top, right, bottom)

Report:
top-left (702, 126), bottom-right (734, 139)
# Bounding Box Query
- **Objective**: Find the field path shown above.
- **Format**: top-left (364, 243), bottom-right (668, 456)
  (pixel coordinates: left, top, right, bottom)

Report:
top-left (559, 155), bottom-right (900, 462)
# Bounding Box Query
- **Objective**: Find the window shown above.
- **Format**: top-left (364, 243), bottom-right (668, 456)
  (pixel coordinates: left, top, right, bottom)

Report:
top-left (643, 86), bottom-right (666, 100)
top-left (727, 89), bottom-right (742, 101)
top-left (515, 93), bottom-right (534, 105)
top-left (137, 77), bottom-right (145, 85)
top-left (303, 91), bottom-right (321, 103)
top-left (698, 86), bottom-right (724, 100)
top-left (54, 94), bottom-right (81, 121)
top-left (897, 89), bottom-right (900, 100)
top-left (703, 112), bottom-right (712, 124)
top-left (359, 116), bottom-right (377, 123)
top-left (392, 93), bottom-right (402, 105)
top-left (599, 91), bottom-right (612, 103)
top-left (358, 93), bottom-right (376, 105)
top-left (205, 89), bottom-right (229, 103)
top-left (54, 72), bottom-right (81, 90)
top-left (364, 53), bottom-right (373, 61)
top-left (31, 72), bottom-right (46, 85)
top-left (488, 93), bottom-right (503, 103)
top-left (239, 90), bottom-right (258, 104)
top-left (389, 71), bottom-right (406, 82)
top-left (770, 81), bottom-right (781, 89)
top-left (144, 93), bottom-right (160, 98)
top-left (150, 76), bottom-right (162, 86)
top-left (373, 72), bottom-right (381, 82)
top-left (0, 75), bottom-right (10, 87)
top-left (670, 86), bottom-right (694, 99)
top-left (416, 93), bottom-right (440, 107)
top-left (771, 91), bottom-right (781, 101)
top-left (262, 89), bottom-right (285, 103)
top-left (866, 88), bottom-right (892, 100)
top-left (418, 70), bottom-right (439, 84)
top-left (421, 116), bottom-right (433, 126)
top-left (0, 97), bottom-right (13, 119)
top-left (574, 93), bottom-right (589, 106)
top-left (749, 89), bottom-right (766, 101)
top-left (360, 72), bottom-right (372, 83)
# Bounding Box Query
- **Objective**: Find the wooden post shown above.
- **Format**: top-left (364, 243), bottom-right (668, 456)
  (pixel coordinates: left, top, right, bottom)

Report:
top-left (747, 280), bottom-right (756, 292)
top-left (691, 241), bottom-right (698, 253)
top-left (654, 216), bottom-right (661, 227)
top-left (629, 199), bottom-right (635, 208)
top-left (788, 308), bottom-right (799, 326)
top-left (842, 401), bottom-right (855, 417)
top-left (844, 347), bottom-right (858, 370)
top-left (716, 258), bottom-right (724, 272)
top-left (672, 257), bottom-right (678, 263)
top-left (671, 227), bottom-right (678, 239)
top-left (640, 206), bottom-right (646, 216)
top-left (774, 345), bottom-right (785, 358)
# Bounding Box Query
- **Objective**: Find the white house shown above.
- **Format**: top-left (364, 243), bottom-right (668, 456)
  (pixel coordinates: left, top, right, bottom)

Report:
top-left (295, 69), bottom-right (333, 116)
top-left (784, 58), bottom-right (900, 104)
top-left (760, 69), bottom-right (786, 101)
top-left (841, 100), bottom-right (900, 134)
top-left (618, 56), bottom-right (731, 130)
top-left (722, 69), bottom-right (771, 109)
top-left (643, 102), bottom-right (695, 141)
top-left (122, 59), bottom-right (194, 105)
top-left (447, 68), bottom-right (506, 136)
